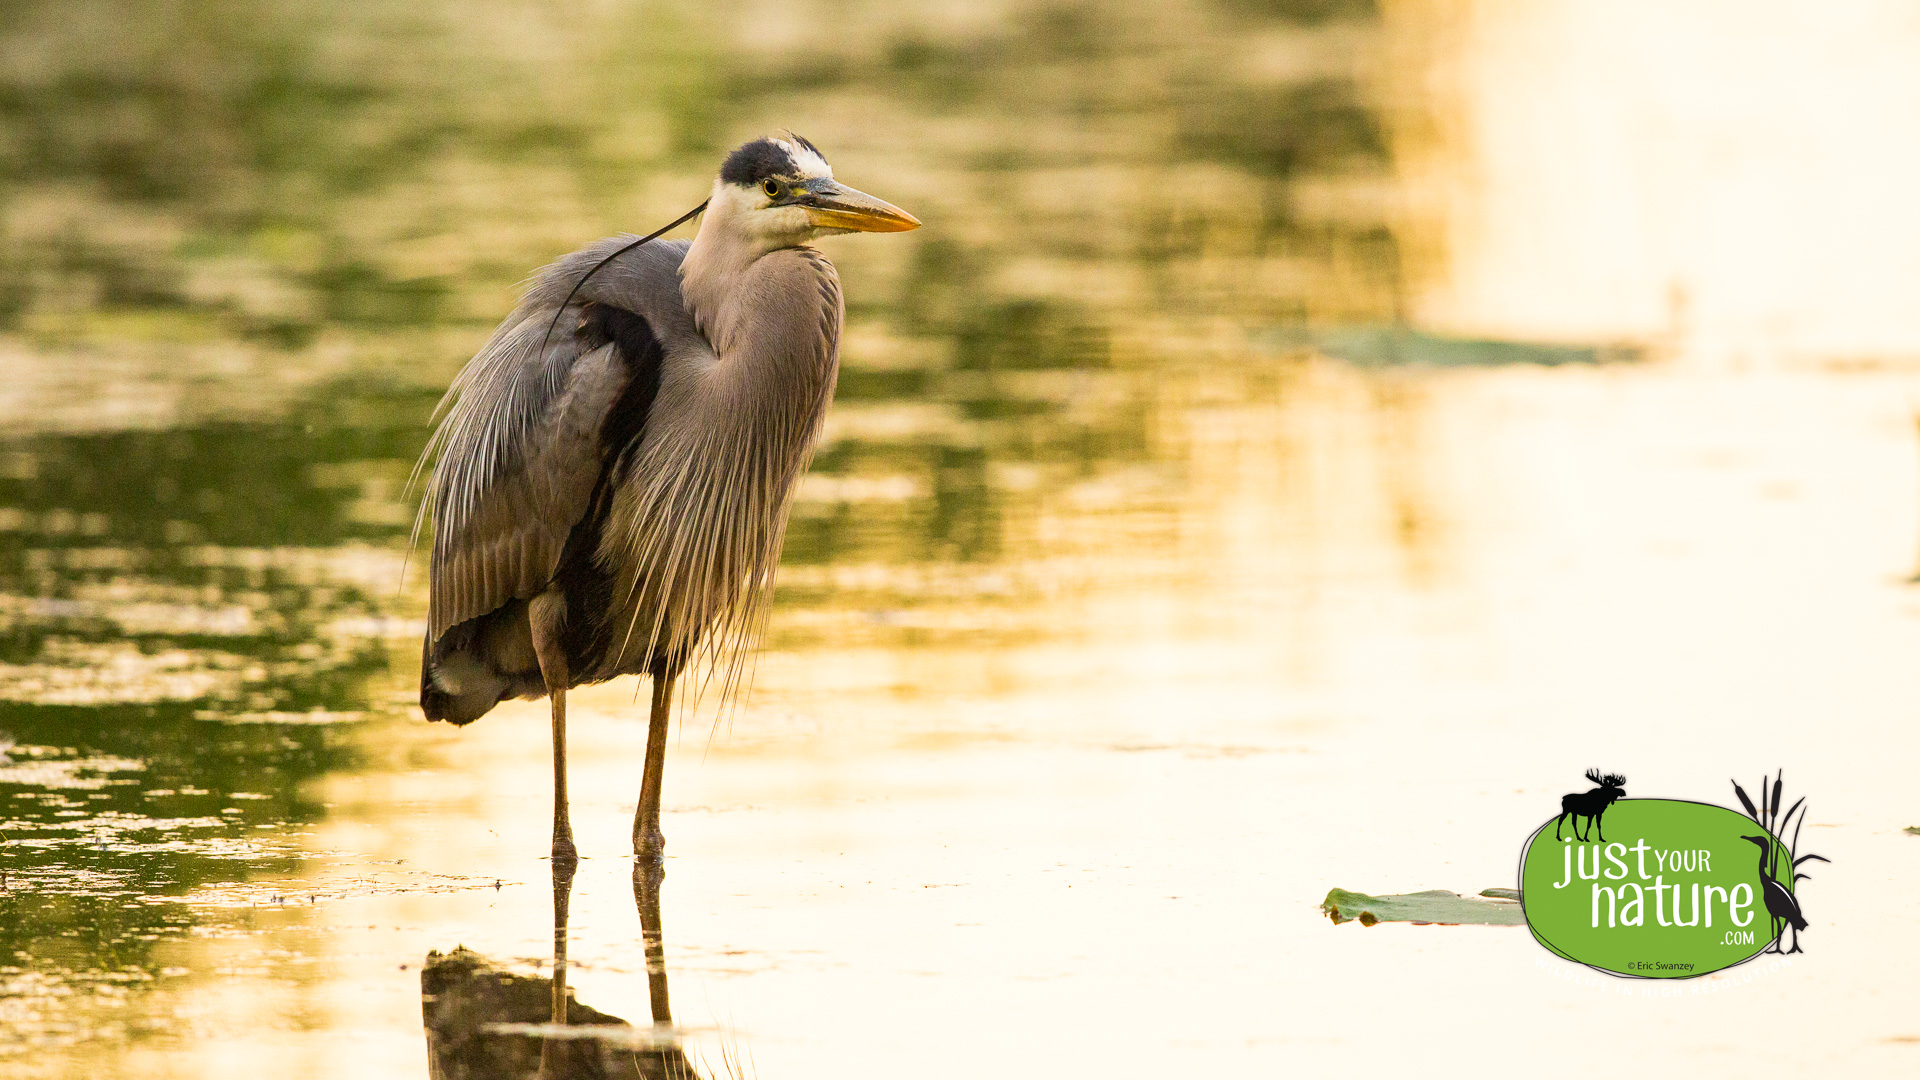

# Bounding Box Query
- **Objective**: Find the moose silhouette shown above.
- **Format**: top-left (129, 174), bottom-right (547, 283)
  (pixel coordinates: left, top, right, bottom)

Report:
top-left (1554, 769), bottom-right (1626, 842)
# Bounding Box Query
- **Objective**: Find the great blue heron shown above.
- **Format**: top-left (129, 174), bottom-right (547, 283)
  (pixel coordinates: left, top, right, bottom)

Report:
top-left (415, 133), bottom-right (918, 866)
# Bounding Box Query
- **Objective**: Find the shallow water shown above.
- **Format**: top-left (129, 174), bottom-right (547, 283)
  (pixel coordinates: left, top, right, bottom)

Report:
top-left (5, 1), bottom-right (1920, 1077)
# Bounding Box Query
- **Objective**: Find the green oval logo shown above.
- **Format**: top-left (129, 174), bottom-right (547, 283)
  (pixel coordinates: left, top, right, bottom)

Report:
top-left (1520, 799), bottom-right (1795, 978)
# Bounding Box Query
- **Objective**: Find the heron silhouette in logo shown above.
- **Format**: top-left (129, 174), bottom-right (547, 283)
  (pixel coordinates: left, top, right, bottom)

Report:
top-left (1554, 769), bottom-right (1626, 842)
top-left (1739, 834), bottom-right (1809, 955)
top-left (1732, 770), bottom-right (1828, 955)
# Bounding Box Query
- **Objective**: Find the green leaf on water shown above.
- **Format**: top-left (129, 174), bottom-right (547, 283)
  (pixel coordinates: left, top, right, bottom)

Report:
top-left (1479, 887), bottom-right (1520, 900)
top-left (1321, 888), bottom-right (1527, 927)
top-left (1904, 826), bottom-right (1920, 836)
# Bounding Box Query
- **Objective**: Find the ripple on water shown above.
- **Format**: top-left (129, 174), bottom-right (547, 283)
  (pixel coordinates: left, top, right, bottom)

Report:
top-left (0, 748), bottom-right (145, 789)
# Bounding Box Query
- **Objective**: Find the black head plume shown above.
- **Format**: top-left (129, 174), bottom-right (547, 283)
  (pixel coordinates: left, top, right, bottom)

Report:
top-left (719, 133), bottom-right (827, 186)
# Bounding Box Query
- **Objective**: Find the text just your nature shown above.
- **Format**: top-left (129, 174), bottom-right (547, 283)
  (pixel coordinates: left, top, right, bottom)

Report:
top-left (1550, 838), bottom-right (1756, 930)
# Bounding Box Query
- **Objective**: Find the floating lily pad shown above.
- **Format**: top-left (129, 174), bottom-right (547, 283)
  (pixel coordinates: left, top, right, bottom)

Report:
top-left (1480, 887), bottom-right (1520, 899)
top-left (1904, 826), bottom-right (1920, 836)
top-left (1258, 326), bottom-right (1632, 368)
top-left (1322, 888), bottom-right (1527, 926)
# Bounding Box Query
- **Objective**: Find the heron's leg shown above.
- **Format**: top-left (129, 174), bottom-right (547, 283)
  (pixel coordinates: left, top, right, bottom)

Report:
top-left (634, 856), bottom-right (672, 1026)
top-left (530, 595), bottom-right (576, 864)
top-left (538, 847), bottom-right (580, 1078)
top-left (547, 686), bottom-right (576, 861)
top-left (633, 668), bottom-right (677, 862)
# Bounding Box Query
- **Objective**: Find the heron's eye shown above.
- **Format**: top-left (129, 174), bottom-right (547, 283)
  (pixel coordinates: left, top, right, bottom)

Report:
top-left (762, 178), bottom-right (781, 199)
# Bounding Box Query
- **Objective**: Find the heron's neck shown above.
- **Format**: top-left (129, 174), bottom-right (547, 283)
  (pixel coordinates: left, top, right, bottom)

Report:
top-left (680, 206), bottom-right (791, 356)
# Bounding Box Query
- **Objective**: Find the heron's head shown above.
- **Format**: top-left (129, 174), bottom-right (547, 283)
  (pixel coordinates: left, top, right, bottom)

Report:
top-left (1740, 835), bottom-right (1770, 849)
top-left (704, 133), bottom-right (919, 253)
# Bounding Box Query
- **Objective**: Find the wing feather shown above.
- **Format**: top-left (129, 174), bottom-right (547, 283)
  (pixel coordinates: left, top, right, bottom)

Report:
top-left (418, 236), bottom-right (693, 643)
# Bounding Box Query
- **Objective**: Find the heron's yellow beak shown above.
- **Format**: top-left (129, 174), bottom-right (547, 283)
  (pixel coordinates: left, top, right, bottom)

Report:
top-left (800, 179), bottom-right (920, 233)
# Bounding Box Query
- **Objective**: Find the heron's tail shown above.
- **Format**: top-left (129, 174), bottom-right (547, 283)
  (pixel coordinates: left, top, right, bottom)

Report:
top-left (420, 638), bottom-right (507, 726)
top-left (419, 605), bottom-right (545, 725)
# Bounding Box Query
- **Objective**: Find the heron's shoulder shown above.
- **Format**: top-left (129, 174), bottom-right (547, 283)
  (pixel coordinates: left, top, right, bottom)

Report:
top-left (514, 236), bottom-right (695, 322)
top-left (561, 239), bottom-right (708, 345)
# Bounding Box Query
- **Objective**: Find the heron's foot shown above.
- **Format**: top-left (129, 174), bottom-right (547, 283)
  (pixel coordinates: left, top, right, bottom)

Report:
top-left (552, 834), bottom-right (579, 868)
top-left (633, 827), bottom-right (665, 866)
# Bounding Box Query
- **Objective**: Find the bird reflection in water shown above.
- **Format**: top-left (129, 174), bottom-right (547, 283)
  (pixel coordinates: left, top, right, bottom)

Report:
top-left (421, 858), bottom-right (710, 1079)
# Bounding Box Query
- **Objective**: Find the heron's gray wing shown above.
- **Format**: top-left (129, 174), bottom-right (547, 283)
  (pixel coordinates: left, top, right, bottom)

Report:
top-left (420, 236), bottom-right (694, 643)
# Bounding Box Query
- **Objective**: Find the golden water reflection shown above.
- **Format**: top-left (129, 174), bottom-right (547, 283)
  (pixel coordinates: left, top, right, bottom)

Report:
top-left (36, 359), bottom-right (1918, 1078)
top-left (1386, 0), bottom-right (1920, 365)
